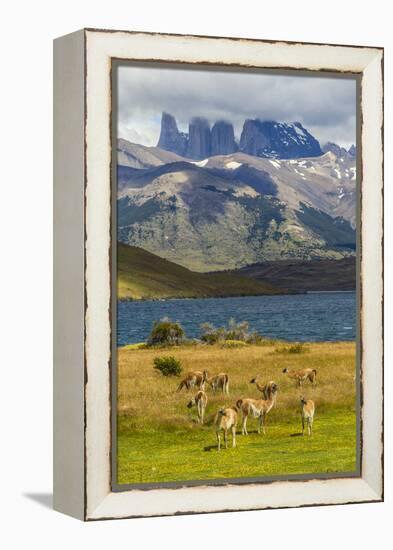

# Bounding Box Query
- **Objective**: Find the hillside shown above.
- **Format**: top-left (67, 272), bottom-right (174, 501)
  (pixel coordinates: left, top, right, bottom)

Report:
top-left (231, 257), bottom-right (356, 292)
top-left (117, 140), bottom-right (356, 271)
top-left (118, 242), bottom-right (285, 300)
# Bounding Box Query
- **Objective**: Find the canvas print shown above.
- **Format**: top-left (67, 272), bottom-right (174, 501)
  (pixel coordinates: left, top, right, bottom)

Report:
top-left (114, 63), bottom-right (358, 487)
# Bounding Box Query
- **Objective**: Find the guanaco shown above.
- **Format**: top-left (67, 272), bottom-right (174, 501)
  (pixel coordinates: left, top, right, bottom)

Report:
top-left (214, 406), bottom-right (238, 451)
top-left (250, 377), bottom-right (276, 399)
top-left (236, 382), bottom-right (278, 435)
top-left (177, 370), bottom-right (207, 392)
top-left (187, 390), bottom-right (208, 424)
top-left (282, 367), bottom-right (317, 387)
top-left (300, 397), bottom-right (315, 436)
top-left (206, 372), bottom-right (229, 394)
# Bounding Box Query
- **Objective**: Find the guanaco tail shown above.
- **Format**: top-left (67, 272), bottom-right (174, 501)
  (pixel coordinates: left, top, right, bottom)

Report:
top-left (205, 372), bottom-right (229, 394)
top-left (282, 367), bottom-right (317, 387)
top-left (250, 377), bottom-right (276, 400)
top-left (300, 397), bottom-right (315, 436)
top-left (187, 390), bottom-right (208, 424)
top-left (214, 406), bottom-right (238, 451)
top-left (236, 382), bottom-right (278, 435)
top-left (177, 370), bottom-right (207, 392)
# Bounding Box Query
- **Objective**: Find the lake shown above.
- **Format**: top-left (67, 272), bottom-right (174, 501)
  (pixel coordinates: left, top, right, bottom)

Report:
top-left (117, 291), bottom-right (356, 346)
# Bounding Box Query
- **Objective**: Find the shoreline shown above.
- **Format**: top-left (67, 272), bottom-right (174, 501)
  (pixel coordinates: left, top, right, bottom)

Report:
top-left (118, 288), bottom-right (355, 303)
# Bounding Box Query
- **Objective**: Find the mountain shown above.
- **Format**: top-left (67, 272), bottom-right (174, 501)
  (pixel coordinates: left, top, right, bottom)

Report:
top-left (117, 140), bottom-right (356, 272)
top-left (323, 142), bottom-right (357, 160)
top-left (156, 112), bottom-right (323, 160)
top-left (118, 242), bottom-right (285, 300)
top-left (229, 257), bottom-right (356, 292)
top-left (240, 120), bottom-right (322, 159)
top-left (157, 112), bottom-right (188, 156)
top-left (117, 138), bottom-right (185, 169)
top-left (211, 120), bottom-right (238, 156)
top-left (187, 117), bottom-right (211, 159)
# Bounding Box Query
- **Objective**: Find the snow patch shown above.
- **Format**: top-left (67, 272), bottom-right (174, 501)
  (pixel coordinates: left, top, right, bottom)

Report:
top-left (294, 125), bottom-right (306, 137)
top-left (269, 160), bottom-right (281, 169)
top-left (226, 161), bottom-right (242, 170)
top-left (334, 168), bottom-right (342, 180)
top-left (191, 159), bottom-right (209, 167)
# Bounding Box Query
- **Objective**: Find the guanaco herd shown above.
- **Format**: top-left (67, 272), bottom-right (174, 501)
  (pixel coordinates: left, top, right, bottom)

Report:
top-left (177, 367), bottom-right (317, 450)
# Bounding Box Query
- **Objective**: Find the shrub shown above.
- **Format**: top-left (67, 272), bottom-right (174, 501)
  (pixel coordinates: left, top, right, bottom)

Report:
top-left (274, 343), bottom-right (310, 354)
top-left (226, 318), bottom-right (250, 341)
top-left (153, 356), bottom-right (182, 377)
top-left (200, 318), bottom-right (251, 344)
top-left (148, 317), bottom-right (185, 346)
top-left (200, 322), bottom-right (225, 344)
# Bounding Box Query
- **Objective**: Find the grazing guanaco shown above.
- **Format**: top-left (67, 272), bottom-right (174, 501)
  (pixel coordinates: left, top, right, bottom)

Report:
top-left (250, 377), bottom-right (275, 399)
top-left (300, 397), bottom-right (315, 436)
top-left (206, 372), bottom-right (229, 394)
top-left (282, 367), bottom-right (317, 387)
top-left (214, 406), bottom-right (238, 451)
top-left (177, 370), bottom-right (207, 392)
top-left (236, 382), bottom-right (278, 435)
top-left (187, 390), bottom-right (208, 424)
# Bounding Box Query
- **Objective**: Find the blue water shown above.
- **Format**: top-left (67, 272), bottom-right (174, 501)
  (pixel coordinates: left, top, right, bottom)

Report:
top-left (117, 291), bottom-right (356, 346)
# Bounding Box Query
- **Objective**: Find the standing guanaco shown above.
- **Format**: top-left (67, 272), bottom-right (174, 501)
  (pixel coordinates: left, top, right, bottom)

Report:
top-left (214, 406), bottom-right (238, 451)
top-left (300, 397), bottom-right (315, 436)
top-left (206, 372), bottom-right (229, 394)
top-left (236, 382), bottom-right (278, 435)
top-left (282, 367), bottom-right (317, 387)
top-left (177, 370), bottom-right (207, 392)
top-left (187, 390), bottom-right (208, 424)
top-left (250, 377), bottom-right (275, 399)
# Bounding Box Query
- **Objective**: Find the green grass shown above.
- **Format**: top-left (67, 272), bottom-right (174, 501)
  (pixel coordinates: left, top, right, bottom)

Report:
top-left (117, 409), bottom-right (356, 484)
top-left (117, 242), bottom-right (284, 300)
top-left (117, 341), bottom-right (357, 485)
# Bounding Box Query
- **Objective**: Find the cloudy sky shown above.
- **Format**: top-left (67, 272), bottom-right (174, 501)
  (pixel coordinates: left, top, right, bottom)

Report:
top-left (117, 63), bottom-right (357, 149)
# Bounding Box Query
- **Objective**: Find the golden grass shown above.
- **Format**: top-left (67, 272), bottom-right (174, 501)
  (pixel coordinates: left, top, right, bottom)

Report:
top-left (117, 341), bottom-right (356, 430)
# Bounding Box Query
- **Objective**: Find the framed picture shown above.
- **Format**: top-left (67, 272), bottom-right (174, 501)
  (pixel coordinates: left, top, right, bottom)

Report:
top-left (53, 28), bottom-right (383, 521)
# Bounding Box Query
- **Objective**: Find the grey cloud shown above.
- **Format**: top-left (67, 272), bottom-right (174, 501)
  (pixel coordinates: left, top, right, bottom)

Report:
top-left (117, 64), bottom-right (357, 149)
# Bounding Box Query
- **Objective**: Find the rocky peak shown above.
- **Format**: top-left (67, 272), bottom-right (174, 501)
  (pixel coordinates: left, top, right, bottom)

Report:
top-left (211, 120), bottom-right (238, 156)
top-left (348, 144), bottom-right (356, 157)
top-left (323, 142), bottom-right (348, 158)
top-left (240, 119), bottom-right (322, 159)
top-left (187, 117), bottom-right (211, 159)
top-left (323, 142), bottom-right (357, 160)
top-left (157, 112), bottom-right (188, 156)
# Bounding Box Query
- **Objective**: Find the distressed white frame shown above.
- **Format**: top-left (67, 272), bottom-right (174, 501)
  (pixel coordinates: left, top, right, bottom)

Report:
top-left (54, 29), bottom-right (383, 521)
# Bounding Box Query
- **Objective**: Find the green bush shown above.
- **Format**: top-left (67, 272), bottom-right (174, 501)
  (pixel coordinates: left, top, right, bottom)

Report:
top-left (153, 356), bottom-right (182, 377)
top-left (274, 343), bottom-right (310, 354)
top-left (200, 322), bottom-right (225, 344)
top-left (200, 318), bottom-right (251, 344)
top-left (148, 317), bottom-right (185, 346)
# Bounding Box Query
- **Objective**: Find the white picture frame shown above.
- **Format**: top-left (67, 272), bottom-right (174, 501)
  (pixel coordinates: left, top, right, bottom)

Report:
top-left (53, 28), bottom-right (383, 521)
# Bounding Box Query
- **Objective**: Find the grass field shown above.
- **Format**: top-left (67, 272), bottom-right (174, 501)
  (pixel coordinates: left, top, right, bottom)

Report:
top-left (117, 341), bottom-right (357, 485)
